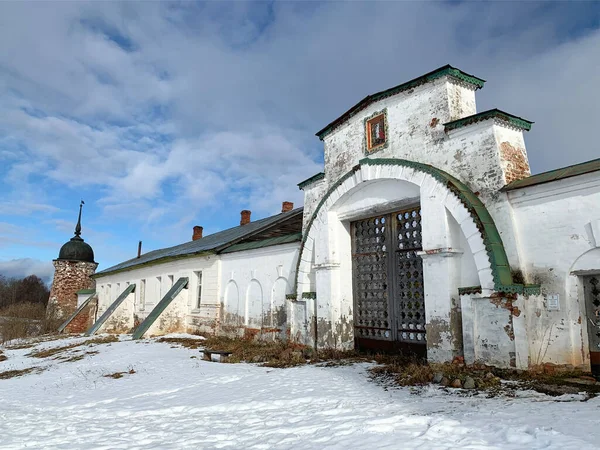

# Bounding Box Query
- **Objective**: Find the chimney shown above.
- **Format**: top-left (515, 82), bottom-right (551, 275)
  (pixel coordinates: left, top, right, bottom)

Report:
top-left (240, 210), bottom-right (251, 226)
top-left (281, 201), bottom-right (294, 213)
top-left (137, 241), bottom-right (142, 258)
top-left (192, 226), bottom-right (203, 241)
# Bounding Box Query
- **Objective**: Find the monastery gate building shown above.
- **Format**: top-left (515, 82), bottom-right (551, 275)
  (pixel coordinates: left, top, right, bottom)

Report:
top-left (54, 66), bottom-right (600, 376)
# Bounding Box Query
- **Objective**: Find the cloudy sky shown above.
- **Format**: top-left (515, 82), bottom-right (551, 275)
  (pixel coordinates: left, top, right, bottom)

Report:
top-left (0, 1), bottom-right (598, 282)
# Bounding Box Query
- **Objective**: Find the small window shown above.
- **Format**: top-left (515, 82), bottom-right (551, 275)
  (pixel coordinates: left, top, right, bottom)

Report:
top-left (116, 283), bottom-right (121, 295)
top-left (168, 275), bottom-right (174, 290)
top-left (107, 284), bottom-right (111, 299)
top-left (195, 271), bottom-right (203, 309)
top-left (365, 111), bottom-right (387, 153)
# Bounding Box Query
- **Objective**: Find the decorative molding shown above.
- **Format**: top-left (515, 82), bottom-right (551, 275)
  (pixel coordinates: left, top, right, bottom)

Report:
top-left (313, 262), bottom-right (341, 270)
top-left (363, 109), bottom-right (389, 155)
top-left (444, 109), bottom-right (533, 133)
top-left (458, 286), bottom-right (482, 296)
top-left (417, 247), bottom-right (463, 258)
top-left (295, 157), bottom-right (539, 296)
top-left (301, 292), bottom-right (317, 300)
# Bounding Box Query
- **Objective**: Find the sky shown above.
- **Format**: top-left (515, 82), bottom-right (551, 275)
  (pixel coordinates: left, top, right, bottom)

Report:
top-left (0, 1), bottom-right (599, 283)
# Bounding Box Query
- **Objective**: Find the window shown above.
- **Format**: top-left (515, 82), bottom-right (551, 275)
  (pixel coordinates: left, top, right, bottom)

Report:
top-left (168, 275), bottom-right (174, 290)
top-left (195, 271), bottom-right (203, 309)
top-left (139, 279), bottom-right (146, 310)
top-left (107, 284), bottom-right (111, 299)
top-left (116, 283), bottom-right (121, 295)
top-left (365, 110), bottom-right (388, 153)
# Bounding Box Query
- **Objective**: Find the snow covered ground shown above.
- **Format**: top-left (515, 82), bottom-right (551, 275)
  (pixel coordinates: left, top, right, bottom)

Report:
top-left (1, 335), bottom-right (599, 450)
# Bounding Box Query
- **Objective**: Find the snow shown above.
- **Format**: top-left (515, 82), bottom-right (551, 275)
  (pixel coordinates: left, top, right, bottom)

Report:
top-left (1, 335), bottom-right (599, 450)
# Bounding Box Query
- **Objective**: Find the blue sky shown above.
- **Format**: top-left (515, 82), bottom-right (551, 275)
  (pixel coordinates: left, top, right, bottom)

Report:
top-left (0, 1), bottom-right (599, 282)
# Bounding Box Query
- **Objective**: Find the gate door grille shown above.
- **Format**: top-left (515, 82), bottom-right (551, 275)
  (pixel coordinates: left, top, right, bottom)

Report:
top-left (352, 205), bottom-right (426, 354)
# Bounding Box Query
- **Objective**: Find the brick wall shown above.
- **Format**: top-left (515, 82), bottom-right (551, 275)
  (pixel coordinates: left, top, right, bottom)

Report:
top-left (500, 141), bottom-right (531, 185)
top-left (65, 299), bottom-right (98, 333)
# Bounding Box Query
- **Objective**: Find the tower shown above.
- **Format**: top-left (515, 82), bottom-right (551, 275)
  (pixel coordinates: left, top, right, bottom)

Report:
top-left (47, 201), bottom-right (98, 321)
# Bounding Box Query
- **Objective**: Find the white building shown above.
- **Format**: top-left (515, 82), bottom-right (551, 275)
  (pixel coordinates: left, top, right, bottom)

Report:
top-left (86, 65), bottom-right (600, 377)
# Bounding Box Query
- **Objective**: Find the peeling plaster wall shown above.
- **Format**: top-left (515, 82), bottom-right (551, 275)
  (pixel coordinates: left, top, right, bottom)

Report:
top-left (219, 243), bottom-right (299, 340)
top-left (302, 179), bottom-right (327, 231)
top-left (95, 255), bottom-right (219, 335)
top-left (507, 172), bottom-right (600, 369)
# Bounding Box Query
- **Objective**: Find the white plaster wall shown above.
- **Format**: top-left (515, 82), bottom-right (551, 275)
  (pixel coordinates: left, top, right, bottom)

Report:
top-left (95, 254), bottom-right (219, 333)
top-left (508, 171), bottom-right (600, 368)
top-left (220, 243), bottom-right (299, 338)
top-left (302, 178), bottom-right (327, 231)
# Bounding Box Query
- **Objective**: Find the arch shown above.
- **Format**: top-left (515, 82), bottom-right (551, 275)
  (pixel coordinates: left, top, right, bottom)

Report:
top-left (296, 157), bottom-right (537, 295)
top-left (570, 247), bottom-right (600, 275)
top-left (270, 277), bottom-right (289, 327)
top-left (246, 279), bottom-right (263, 327)
top-left (224, 280), bottom-right (241, 325)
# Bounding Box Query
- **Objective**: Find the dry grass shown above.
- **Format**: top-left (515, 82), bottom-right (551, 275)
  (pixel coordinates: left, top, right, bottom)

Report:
top-left (0, 303), bottom-right (64, 344)
top-left (26, 335), bottom-right (119, 359)
top-left (0, 366), bottom-right (44, 380)
top-left (156, 337), bottom-right (205, 349)
top-left (103, 368), bottom-right (136, 379)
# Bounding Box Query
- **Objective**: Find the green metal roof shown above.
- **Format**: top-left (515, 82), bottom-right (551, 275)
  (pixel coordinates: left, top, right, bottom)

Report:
top-left (444, 109), bottom-right (533, 133)
top-left (95, 208), bottom-right (303, 277)
top-left (296, 158), bottom-right (540, 295)
top-left (76, 289), bottom-right (95, 295)
top-left (221, 233), bottom-right (302, 254)
top-left (502, 157), bottom-right (600, 192)
top-left (298, 172), bottom-right (325, 190)
top-left (316, 65), bottom-right (485, 140)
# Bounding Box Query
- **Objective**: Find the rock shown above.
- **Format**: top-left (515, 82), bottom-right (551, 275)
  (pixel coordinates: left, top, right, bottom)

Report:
top-left (432, 372), bottom-right (444, 383)
top-left (484, 372), bottom-right (495, 380)
top-left (451, 379), bottom-right (462, 388)
top-left (440, 377), bottom-right (450, 387)
top-left (463, 376), bottom-right (476, 389)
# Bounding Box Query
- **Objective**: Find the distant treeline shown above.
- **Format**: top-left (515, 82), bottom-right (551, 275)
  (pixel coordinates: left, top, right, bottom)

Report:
top-left (0, 275), bottom-right (50, 310)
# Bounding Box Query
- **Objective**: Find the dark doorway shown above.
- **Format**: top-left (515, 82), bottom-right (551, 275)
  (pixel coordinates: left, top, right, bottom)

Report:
top-left (584, 276), bottom-right (600, 379)
top-left (351, 205), bottom-right (426, 358)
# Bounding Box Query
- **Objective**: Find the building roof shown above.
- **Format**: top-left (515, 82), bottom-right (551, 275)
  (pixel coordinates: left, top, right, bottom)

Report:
top-left (220, 232), bottom-right (302, 254)
top-left (444, 109), bottom-right (533, 133)
top-left (315, 65), bottom-right (485, 140)
top-left (57, 201), bottom-right (95, 263)
top-left (95, 208), bottom-right (304, 277)
top-left (502, 157), bottom-right (600, 192)
top-left (298, 172), bottom-right (325, 190)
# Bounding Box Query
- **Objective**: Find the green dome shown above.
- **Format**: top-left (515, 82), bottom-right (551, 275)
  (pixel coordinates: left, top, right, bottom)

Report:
top-left (57, 236), bottom-right (95, 263)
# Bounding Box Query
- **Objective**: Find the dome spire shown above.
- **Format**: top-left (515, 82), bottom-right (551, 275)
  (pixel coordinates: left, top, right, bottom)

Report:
top-left (74, 200), bottom-right (84, 239)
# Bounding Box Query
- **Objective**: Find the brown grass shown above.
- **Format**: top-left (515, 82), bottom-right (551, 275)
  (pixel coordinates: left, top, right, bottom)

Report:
top-left (103, 368), bottom-right (136, 379)
top-left (26, 335), bottom-right (119, 359)
top-left (0, 366), bottom-right (44, 380)
top-left (0, 303), bottom-right (64, 344)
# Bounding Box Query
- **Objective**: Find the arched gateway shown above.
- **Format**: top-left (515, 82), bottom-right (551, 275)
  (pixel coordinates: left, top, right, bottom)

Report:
top-left (293, 158), bottom-right (536, 362)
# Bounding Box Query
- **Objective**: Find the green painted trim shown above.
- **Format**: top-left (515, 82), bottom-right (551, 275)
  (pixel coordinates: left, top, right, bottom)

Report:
top-left (458, 286), bottom-right (482, 295)
top-left (298, 172), bottom-right (325, 190)
top-left (363, 109), bottom-right (389, 156)
top-left (444, 109), bottom-right (533, 133)
top-left (285, 294), bottom-right (297, 300)
top-left (132, 277), bottom-right (189, 340)
top-left (294, 158), bottom-right (535, 296)
top-left (302, 292), bottom-right (317, 300)
top-left (316, 65), bottom-right (485, 140)
top-left (76, 289), bottom-right (95, 295)
top-left (85, 284), bottom-right (136, 336)
top-left (92, 251), bottom-right (215, 279)
top-left (58, 292), bottom-right (98, 333)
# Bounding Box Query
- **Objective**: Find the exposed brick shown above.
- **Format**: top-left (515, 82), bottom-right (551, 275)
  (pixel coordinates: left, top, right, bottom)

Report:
top-left (500, 141), bottom-right (531, 184)
top-left (48, 261), bottom-right (98, 319)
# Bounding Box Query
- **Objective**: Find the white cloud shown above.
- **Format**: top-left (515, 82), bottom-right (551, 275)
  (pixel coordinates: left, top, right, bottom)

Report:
top-left (0, 258), bottom-right (54, 283)
top-left (0, 1), bottom-right (598, 263)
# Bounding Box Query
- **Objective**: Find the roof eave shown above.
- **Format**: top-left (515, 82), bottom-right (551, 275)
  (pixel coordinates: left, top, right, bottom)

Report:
top-left (315, 65), bottom-right (485, 140)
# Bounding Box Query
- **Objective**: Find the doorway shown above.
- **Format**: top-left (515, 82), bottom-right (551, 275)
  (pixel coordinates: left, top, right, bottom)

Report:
top-left (584, 276), bottom-right (600, 379)
top-left (351, 205), bottom-right (426, 357)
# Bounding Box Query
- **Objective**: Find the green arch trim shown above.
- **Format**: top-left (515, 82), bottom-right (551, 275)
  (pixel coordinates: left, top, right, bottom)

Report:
top-left (295, 158), bottom-right (539, 295)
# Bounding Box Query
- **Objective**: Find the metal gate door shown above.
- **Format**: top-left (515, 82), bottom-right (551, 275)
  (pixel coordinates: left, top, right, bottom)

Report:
top-left (352, 205), bottom-right (426, 356)
top-left (584, 276), bottom-right (600, 379)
